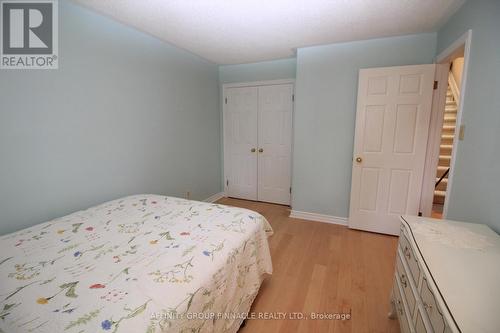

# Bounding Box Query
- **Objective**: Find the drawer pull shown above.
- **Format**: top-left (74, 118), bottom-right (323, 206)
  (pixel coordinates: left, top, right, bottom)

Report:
top-left (400, 273), bottom-right (408, 288)
top-left (404, 246), bottom-right (411, 260)
top-left (423, 302), bottom-right (433, 311)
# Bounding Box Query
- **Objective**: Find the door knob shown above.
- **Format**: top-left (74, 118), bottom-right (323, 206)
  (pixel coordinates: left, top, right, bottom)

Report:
top-left (355, 157), bottom-right (362, 163)
top-left (251, 148), bottom-right (256, 153)
top-left (258, 148), bottom-right (264, 153)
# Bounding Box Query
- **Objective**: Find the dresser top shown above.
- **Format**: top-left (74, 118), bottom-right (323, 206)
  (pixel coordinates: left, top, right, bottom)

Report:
top-left (401, 215), bottom-right (500, 333)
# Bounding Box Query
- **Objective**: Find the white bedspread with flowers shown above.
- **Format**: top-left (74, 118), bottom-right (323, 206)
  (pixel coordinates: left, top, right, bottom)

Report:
top-left (0, 195), bottom-right (273, 333)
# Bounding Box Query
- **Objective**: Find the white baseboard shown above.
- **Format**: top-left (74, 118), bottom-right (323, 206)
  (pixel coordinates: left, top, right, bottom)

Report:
top-left (289, 210), bottom-right (348, 226)
top-left (204, 192), bottom-right (226, 203)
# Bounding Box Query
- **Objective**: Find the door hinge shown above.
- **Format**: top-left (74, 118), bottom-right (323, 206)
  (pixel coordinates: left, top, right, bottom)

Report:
top-left (289, 187), bottom-right (292, 194)
top-left (226, 179), bottom-right (229, 187)
top-left (433, 81), bottom-right (438, 90)
top-left (225, 97), bottom-right (227, 104)
top-left (418, 212), bottom-right (423, 217)
top-left (292, 94), bottom-right (295, 102)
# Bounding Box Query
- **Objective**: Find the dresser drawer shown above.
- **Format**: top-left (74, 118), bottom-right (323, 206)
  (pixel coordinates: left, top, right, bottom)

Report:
top-left (396, 251), bottom-right (416, 316)
top-left (415, 306), bottom-right (430, 333)
top-left (421, 276), bottom-right (448, 333)
top-left (399, 226), bottom-right (421, 284)
top-left (393, 278), bottom-right (413, 333)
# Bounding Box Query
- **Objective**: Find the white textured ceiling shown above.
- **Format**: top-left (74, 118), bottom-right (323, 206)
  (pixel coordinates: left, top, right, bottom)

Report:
top-left (73, 0), bottom-right (465, 65)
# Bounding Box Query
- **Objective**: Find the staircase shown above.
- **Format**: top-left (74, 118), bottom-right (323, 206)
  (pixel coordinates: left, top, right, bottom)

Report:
top-left (433, 83), bottom-right (458, 206)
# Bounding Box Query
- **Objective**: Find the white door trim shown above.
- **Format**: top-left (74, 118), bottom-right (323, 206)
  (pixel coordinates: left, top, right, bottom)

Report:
top-left (419, 64), bottom-right (449, 217)
top-left (436, 30), bottom-right (472, 63)
top-left (222, 79), bottom-right (295, 203)
top-left (222, 79), bottom-right (295, 90)
top-left (435, 30), bottom-right (472, 218)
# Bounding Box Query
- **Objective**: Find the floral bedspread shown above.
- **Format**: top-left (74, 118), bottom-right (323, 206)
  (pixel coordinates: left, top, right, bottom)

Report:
top-left (0, 195), bottom-right (273, 333)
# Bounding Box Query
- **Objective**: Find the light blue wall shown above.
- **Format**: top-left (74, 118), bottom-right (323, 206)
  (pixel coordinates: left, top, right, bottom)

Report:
top-left (0, 2), bottom-right (221, 235)
top-left (218, 58), bottom-right (296, 84)
top-left (436, 0), bottom-right (500, 233)
top-left (292, 33), bottom-right (437, 218)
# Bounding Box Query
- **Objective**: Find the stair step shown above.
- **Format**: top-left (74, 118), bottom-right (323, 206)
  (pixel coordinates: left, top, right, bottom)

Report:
top-left (444, 114), bottom-right (456, 121)
top-left (437, 166), bottom-right (449, 171)
top-left (445, 106), bottom-right (457, 112)
top-left (436, 177), bottom-right (448, 184)
top-left (441, 135), bottom-right (455, 141)
top-left (434, 190), bottom-right (447, 197)
top-left (439, 155), bottom-right (451, 160)
top-left (440, 144), bottom-right (453, 150)
top-left (442, 125), bottom-right (456, 131)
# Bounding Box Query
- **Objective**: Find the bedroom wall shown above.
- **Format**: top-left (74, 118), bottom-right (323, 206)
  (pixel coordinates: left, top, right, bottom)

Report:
top-left (0, 1), bottom-right (221, 235)
top-left (291, 33), bottom-right (437, 219)
top-left (218, 58), bottom-right (296, 84)
top-left (436, 0), bottom-right (500, 233)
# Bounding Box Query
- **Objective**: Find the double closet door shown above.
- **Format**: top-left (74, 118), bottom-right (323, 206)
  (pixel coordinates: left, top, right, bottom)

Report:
top-left (223, 83), bottom-right (293, 205)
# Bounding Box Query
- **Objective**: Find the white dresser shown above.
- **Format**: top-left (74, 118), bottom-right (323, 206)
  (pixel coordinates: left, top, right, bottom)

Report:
top-left (390, 215), bottom-right (500, 333)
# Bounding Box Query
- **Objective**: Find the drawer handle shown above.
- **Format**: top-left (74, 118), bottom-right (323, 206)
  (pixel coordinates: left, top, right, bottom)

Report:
top-left (404, 246), bottom-right (411, 260)
top-left (397, 301), bottom-right (404, 316)
top-left (423, 302), bottom-right (433, 312)
top-left (400, 273), bottom-right (407, 288)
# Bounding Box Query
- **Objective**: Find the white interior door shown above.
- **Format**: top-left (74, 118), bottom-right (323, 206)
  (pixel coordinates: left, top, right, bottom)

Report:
top-left (348, 65), bottom-right (435, 235)
top-left (224, 87), bottom-right (258, 200)
top-left (257, 84), bottom-right (293, 205)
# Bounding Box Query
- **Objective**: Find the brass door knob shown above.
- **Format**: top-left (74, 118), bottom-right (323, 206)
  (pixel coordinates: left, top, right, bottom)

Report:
top-left (355, 157), bottom-right (362, 163)
top-left (251, 148), bottom-right (256, 153)
top-left (258, 148), bottom-right (264, 153)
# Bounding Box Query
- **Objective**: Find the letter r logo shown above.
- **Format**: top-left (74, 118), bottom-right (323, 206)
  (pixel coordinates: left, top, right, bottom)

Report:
top-left (2, 2), bottom-right (53, 54)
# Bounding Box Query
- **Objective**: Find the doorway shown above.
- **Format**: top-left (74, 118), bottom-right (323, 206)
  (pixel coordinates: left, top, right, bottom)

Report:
top-left (432, 57), bottom-right (464, 218)
top-left (420, 30), bottom-right (472, 219)
top-left (348, 32), bottom-right (472, 235)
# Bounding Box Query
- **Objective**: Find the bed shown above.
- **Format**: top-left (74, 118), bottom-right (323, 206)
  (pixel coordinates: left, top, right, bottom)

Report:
top-left (0, 195), bottom-right (273, 333)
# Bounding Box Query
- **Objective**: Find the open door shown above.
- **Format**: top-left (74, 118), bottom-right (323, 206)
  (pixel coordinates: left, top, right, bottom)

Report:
top-left (348, 65), bottom-right (436, 235)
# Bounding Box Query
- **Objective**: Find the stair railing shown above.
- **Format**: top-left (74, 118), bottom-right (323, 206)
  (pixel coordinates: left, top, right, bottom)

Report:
top-left (448, 72), bottom-right (460, 107)
top-left (435, 168), bottom-right (450, 189)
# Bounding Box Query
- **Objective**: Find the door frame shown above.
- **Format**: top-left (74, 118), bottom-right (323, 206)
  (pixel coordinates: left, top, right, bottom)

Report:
top-left (222, 79), bottom-right (295, 202)
top-left (419, 30), bottom-right (472, 218)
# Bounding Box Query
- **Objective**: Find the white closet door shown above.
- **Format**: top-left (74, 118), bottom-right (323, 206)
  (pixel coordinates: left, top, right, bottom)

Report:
top-left (348, 65), bottom-right (435, 235)
top-left (224, 87), bottom-right (258, 200)
top-left (257, 84), bottom-right (293, 205)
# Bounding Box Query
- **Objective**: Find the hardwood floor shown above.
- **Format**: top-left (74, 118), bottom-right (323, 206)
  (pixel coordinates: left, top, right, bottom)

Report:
top-left (216, 198), bottom-right (400, 333)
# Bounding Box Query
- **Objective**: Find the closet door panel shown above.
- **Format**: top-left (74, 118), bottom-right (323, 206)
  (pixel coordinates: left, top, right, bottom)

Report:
top-left (257, 84), bottom-right (293, 205)
top-left (225, 87), bottom-right (258, 200)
